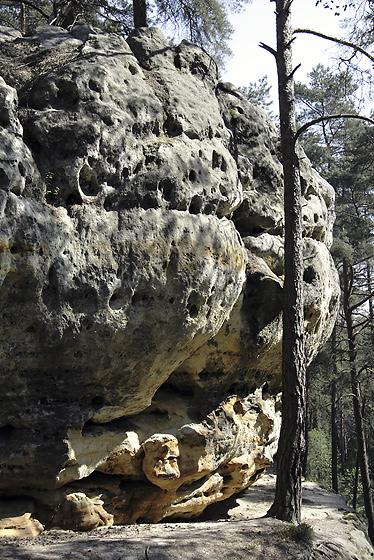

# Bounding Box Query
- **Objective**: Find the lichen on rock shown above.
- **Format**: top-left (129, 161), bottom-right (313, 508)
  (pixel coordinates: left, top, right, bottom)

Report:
top-left (0, 24), bottom-right (339, 530)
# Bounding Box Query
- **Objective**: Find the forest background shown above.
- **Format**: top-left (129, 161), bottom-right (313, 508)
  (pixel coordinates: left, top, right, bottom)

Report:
top-left (1, 0), bottom-right (374, 526)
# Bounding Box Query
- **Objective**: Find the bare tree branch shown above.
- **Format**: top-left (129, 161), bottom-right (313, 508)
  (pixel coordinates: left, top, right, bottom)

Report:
top-left (1, 0), bottom-right (50, 19)
top-left (294, 28), bottom-right (374, 65)
top-left (259, 42), bottom-right (277, 58)
top-left (295, 114), bottom-right (374, 142)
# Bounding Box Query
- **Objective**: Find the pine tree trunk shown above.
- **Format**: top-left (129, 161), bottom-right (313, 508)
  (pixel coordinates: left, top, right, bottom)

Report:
top-left (340, 401), bottom-right (346, 473)
top-left (331, 378), bottom-right (339, 493)
top-left (365, 259), bottom-right (374, 344)
top-left (331, 328), bottom-right (339, 492)
top-left (343, 258), bottom-right (374, 545)
top-left (353, 449), bottom-right (359, 510)
top-left (49, 1), bottom-right (76, 27)
top-left (267, 0), bottom-right (306, 524)
top-left (20, 3), bottom-right (25, 33)
top-left (133, 0), bottom-right (148, 28)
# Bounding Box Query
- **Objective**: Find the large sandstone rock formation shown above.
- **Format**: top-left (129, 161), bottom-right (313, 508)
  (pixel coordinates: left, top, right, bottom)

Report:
top-left (0, 24), bottom-right (340, 530)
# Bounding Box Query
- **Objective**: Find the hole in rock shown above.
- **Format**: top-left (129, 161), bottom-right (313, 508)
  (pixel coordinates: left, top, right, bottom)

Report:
top-left (104, 196), bottom-right (113, 212)
top-left (10, 242), bottom-right (22, 254)
top-left (189, 170), bottom-right (197, 182)
top-left (163, 115), bottom-right (183, 137)
top-left (109, 288), bottom-right (128, 311)
top-left (189, 195), bottom-right (203, 215)
top-left (187, 291), bottom-right (205, 319)
top-left (66, 191), bottom-right (82, 206)
top-left (134, 162), bottom-right (143, 174)
top-left (91, 396), bottom-right (105, 408)
top-left (103, 115), bottom-right (114, 126)
top-left (303, 266), bottom-right (316, 284)
top-left (132, 122), bottom-right (141, 136)
top-left (188, 303), bottom-right (198, 318)
top-left (203, 202), bottom-right (215, 215)
top-left (88, 79), bottom-right (102, 92)
top-left (18, 162), bottom-right (26, 177)
top-left (159, 178), bottom-right (174, 202)
top-left (174, 54), bottom-right (182, 69)
top-left (79, 165), bottom-right (100, 197)
top-left (128, 64), bottom-right (138, 75)
top-left (0, 168), bottom-right (10, 189)
top-left (219, 184), bottom-right (227, 197)
top-left (143, 193), bottom-right (158, 209)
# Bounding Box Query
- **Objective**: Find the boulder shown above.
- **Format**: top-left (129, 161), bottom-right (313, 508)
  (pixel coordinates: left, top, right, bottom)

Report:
top-left (0, 25), bottom-right (339, 528)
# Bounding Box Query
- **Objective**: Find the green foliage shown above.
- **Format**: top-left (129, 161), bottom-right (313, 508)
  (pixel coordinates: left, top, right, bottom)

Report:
top-left (295, 64), bottom-right (359, 177)
top-left (306, 429), bottom-right (332, 487)
top-left (239, 75), bottom-right (274, 117)
top-left (0, 0), bottom-right (252, 67)
top-left (274, 523), bottom-right (315, 545)
top-left (0, 0), bottom-right (134, 34)
top-left (154, 0), bottom-right (251, 65)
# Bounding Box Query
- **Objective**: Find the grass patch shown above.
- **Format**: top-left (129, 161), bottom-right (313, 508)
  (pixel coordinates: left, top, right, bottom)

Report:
top-left (274, 522), bottom-right (315, 545)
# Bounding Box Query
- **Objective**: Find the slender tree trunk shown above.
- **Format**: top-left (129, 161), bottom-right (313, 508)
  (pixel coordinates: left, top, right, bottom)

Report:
top-left (20, 3), bottom-right (25, 33)
top-left (343, 258), bottom-right (374, 545)
top-left (340, 398), bottom-right (347, 473)
top-left (331, 328), bottom-right (339, 493)
top-left (331, 378), bottom-right (339, 493)
top-left (366, 259), bottom-right (374, 344)
top-left (133, 0), bottom-right (148, 28)
top-left (353, 449), bottom-right (360, 510)
top-left (267, 0), bottom-right (306, 524)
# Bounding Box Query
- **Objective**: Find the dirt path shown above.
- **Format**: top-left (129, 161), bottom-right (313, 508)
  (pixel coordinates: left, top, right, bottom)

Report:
top-left (1, 474), bottom-right (373, 560)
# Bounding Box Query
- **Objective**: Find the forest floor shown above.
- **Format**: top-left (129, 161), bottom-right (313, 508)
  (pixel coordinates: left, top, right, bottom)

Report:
top-left (1, 472), bottom-right (373, 560)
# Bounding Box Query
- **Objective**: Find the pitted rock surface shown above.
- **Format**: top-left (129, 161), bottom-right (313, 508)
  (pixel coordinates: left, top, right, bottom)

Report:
top-left (0, 24), bottom-right (339, 529)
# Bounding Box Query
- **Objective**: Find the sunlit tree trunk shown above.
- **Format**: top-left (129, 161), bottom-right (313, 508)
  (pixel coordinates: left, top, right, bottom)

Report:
top-left (266, 0), bottom-right (306, 524)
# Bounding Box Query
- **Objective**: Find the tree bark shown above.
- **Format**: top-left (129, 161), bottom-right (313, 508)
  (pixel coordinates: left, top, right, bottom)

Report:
top-left (331, 378), bottom-right (339, 493)
top-left (331, 328), bottom-right (339, 493)
top-left (352, 449), bottom-right (359, 510)
top-left (48, 0), bottom-right (76, 27)
top-left (133, 0), bottom-right (148, 28)
top-left (20, 2), bottom-right (25, 33)
top-left (343, 258), bottom-right (374, 545)
top-left (266, 0), bottom-right (306, 524)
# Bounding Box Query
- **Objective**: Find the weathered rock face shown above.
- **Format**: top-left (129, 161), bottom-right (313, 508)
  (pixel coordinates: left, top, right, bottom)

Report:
top-left (0, 24), bottom-right (339, 529)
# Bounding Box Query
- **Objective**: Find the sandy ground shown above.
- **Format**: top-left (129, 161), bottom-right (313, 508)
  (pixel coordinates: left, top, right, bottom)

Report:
top-left (1, 473), bottom-right (374, 560)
